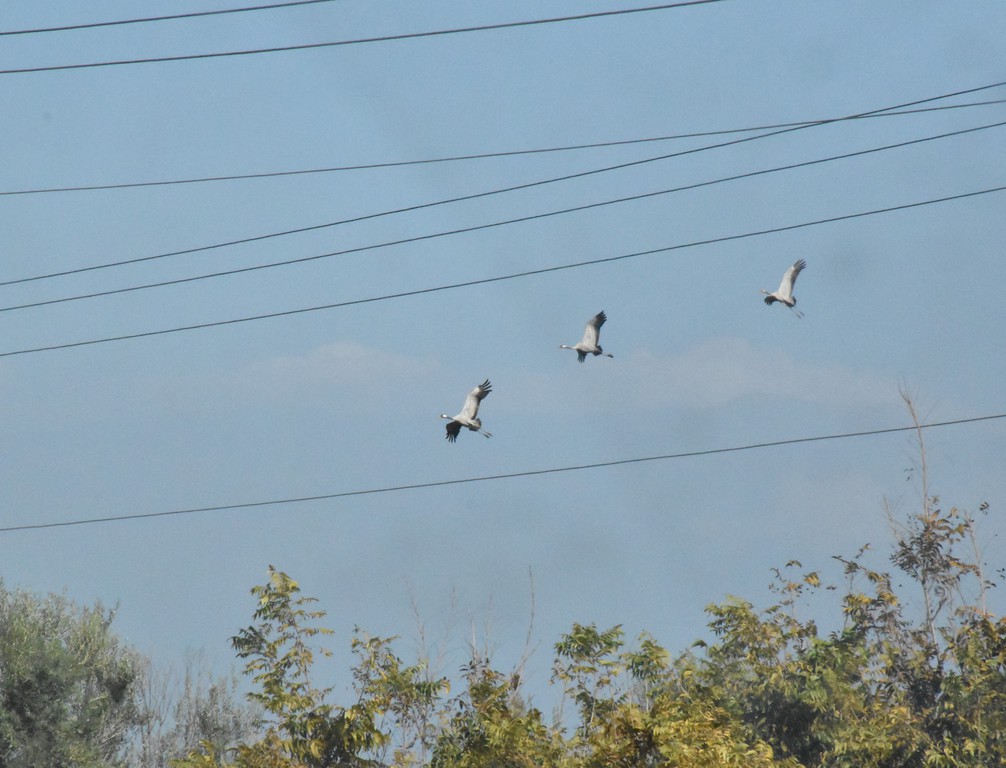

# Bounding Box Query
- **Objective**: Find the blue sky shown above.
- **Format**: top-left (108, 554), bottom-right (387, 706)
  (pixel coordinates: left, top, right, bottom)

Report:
top-left (2, 0), bottom-right (1004, 707)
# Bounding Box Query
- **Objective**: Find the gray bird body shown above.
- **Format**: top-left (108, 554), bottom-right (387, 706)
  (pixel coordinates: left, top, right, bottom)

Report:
top-left (441, 379), bottom-right (493, 442)
top-left (561, 311), bottom-right (614, 362)
top-left (762, 259), bottom-right (806, 317)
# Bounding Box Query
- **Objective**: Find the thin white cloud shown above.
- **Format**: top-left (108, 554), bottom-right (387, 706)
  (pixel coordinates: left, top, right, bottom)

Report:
top-left (620, 337), bottom-right (897, 409)
top-left (151, 341), bottom-right (439, 415)
top-left (256, 340), bottom-right (429, 385)
top-left (237, 340), bottom-right (438, 403)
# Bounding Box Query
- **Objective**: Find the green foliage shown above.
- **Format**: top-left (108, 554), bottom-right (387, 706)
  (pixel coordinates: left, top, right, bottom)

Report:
top-left (0, 582), bottom-right (142, 767)
top-left (431, 654), bottom-right (564, 768)
top-left (233, 566), bottom-right (388, 767)
top-left (176, 568), bottom-right (420, 768)
top-left (552, 623), bottom-right (626, 740)
top-left (682, 497), bottom-right (1004, 768)
top-left (179, 485), bottom-right (1006, 768)
top-left (549, 623), bottom-right (789, 768)
top-left (233, 568), bottom-right (334, 722)
top-left (350, 630), bottom-right (449, 766)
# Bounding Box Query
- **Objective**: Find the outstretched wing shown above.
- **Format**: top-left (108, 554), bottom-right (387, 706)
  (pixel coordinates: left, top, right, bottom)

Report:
top-left (445, 420), bottom-right (462, 442)
top-left (777, 259), bottom-right (806, 298)
top-left (461, 379), bottom-right (492, 420)
top-left (580, 311), bottom-right (606, 347)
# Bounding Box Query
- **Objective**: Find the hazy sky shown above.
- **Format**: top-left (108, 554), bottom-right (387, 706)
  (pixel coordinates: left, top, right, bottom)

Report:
top-left (2, 0), bottom-right (1004, 706)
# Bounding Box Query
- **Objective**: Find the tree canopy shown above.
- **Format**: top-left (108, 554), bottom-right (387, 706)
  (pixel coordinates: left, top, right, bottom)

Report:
top-left (174, 493), bottom-right (1004, 768)
top-left (0, 583), bottom-right (140, 767)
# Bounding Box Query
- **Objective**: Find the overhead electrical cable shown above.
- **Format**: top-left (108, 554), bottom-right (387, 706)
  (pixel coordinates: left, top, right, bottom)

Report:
top-left (3, 119), bottom-right (1003, 315)
top-left (2, 99), bottom-right (1002, 198)
top-left (7, 119), bottom-right (827, 288)
top-left (3, 78), bottom-right (1003, 289)
top-left (0, 0), bottom-right (339, 36)
top-left (1, 184), bottom-right (1002, 359)
top-left (0, 1), bottom-right (731, 75)
top-left (1, 412), bottom-right (1002, 534)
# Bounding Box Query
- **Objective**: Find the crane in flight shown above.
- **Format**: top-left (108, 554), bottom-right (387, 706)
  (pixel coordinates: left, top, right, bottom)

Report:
top-left (440, 379), bottom-right (493, 442)
top-left (560, 311), bottom-right (614, 363)
top-left (761, 259), bottom-right (807, 318)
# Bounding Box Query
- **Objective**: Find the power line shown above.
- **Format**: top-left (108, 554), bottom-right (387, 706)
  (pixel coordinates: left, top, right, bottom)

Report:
top-left (4, 119), bottom-right (1003, 315)
top-left (4, 79), bottom-right (1004, 290)
top-left (3, 99), bottom-right (1003, 198)
top-left (1, 412), bottom-right (1001, 534)
top-left (0, 0), bottom-right (339, 36)
top-left (8, 118), bottom-right (813, 288)
top-left (1, 184), bottom-right (1002, 359)
top-left (0, 1), bottom-right (730, 75)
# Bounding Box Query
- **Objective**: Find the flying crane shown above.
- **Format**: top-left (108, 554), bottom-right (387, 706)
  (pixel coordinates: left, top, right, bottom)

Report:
top-left (440, 379), bottom-right (493, 442)
top-left (560, 311), bottom-right (614, 362)
top-left (761, 259), bottom-right (807, 318)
